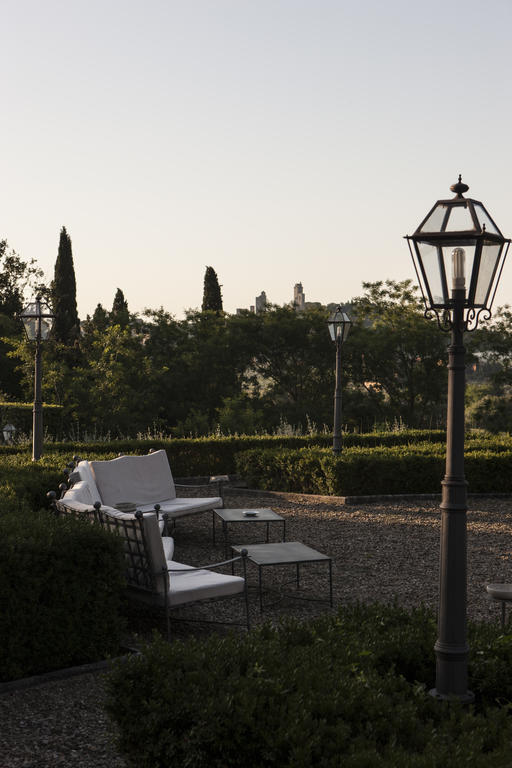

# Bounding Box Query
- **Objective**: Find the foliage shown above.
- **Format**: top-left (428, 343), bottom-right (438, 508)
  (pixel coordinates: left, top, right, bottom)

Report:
top-left (344, 280), bottom-right (448, 429)
top-left (234, 437), bottom-right (512, 495)
top-left (0, 508), bottom-right (125, 681)
top-left (51, 226), bottom-right (80, 344)
top-left (105, 603), bottom-right (512, 768)
top-left (111, 287), bottom-right (130, 328)
top-left (202, 265), bottom-right (223, 311)
top-left (0, 239), bottom-right (46, 399)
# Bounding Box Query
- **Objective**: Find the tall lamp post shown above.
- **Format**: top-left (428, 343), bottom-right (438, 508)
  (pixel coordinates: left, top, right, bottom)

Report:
top-left (19, 296), bottom-right (55, 461)
top-left (328, 306), bottom-right (351, 454)
top-left (406, 176), bottom-right (510, 701)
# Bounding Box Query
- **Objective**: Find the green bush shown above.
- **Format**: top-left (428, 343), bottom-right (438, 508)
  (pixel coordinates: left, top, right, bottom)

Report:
top-left (0, 509), bottom-right (126, 681)
top-left (234, 441), bottom-right (512, 496)
top-left (105, 604), bottom-right (512, 768)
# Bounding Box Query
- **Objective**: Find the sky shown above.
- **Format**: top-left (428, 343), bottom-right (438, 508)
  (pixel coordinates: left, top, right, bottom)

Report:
top-left (2, 0), bottom-right (512, 320)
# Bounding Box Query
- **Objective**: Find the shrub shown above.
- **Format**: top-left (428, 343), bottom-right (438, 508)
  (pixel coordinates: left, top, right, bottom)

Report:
top-left (105, 604), bottom-right (512, 768)
top-left (234, 441), bottom-right (512, 496)
top-left (0, 509), bottom-right (126, 681)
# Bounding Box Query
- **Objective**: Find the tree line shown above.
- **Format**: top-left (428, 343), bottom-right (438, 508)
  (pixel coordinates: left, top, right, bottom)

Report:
top-left (0, 229), bottom-right (511, 438)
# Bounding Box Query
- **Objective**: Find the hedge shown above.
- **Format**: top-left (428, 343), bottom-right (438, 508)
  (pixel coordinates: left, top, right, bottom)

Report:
top-left (105, 603), bottom-right (512, 768)
top-left (234, 442), bottom-right (512, 496)
top-left (1, 433), bottom-right (512, 511)
top-left (0, 401), bottom-right (64, 442)
top-left (0, 509), bottom-right (126, 681)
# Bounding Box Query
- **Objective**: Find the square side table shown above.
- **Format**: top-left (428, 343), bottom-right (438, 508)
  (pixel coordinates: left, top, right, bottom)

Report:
top-left (231, 541), bottom-right (332, 612)
top-left (213, 508), bottom-right (286, 555)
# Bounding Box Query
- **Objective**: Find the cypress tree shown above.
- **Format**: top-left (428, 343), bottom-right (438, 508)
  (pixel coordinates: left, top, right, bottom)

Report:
top-left (202, 266), bottom-right (223, 312)
top-left (51, 227), bottom-right (80, 344)
top-left (111, 288), bottom-right (130, 327)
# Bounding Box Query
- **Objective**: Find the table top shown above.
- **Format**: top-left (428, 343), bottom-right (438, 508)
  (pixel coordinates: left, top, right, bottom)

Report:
top-left (231, 541), bottom-right (330, 566)
top-left (215, 508), bottom-right (284, 522)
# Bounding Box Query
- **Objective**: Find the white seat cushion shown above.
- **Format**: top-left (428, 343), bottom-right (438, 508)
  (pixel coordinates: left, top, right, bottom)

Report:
top-left (137, 496), bottom-right (222, 518)
top-left (165, 560), bottom-right (245, 606)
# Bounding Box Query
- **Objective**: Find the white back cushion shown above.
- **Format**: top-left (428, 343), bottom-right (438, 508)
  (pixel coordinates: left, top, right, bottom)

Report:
top-left (76, 460), bottom-right (103, 504)
top-left (90, 450), bottom-right (176, 508)
top-left (102, 508), bottom-right (169, 594)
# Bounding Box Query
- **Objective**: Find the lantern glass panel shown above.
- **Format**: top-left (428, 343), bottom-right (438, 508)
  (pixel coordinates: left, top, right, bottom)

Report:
top-left (420, 204), bottom-right (448, 233)
top-left (441, 244), bottom-right (476, 295)
top-left (473, 203), bottom-right (501, 235)
top-left (445, 204), bottom-right (475, 232)
top-left (474, 242), bottom-right (502, 306)
top-left (417, 242), bottom-right (446, 305)
top-left (22, 316), bottom-right (39, 341)
top-left (39, 315), bottom-right (54, 340)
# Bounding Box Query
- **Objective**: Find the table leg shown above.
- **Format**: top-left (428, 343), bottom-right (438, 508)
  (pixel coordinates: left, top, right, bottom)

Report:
top-left (259, 566), bottom-right (263, 612)
top-left (266, 521), bottom-right (270, 542)
top-left (222, 521), bottom-right (229, 559)
top-left (296, 563), bottom-right (300, 590)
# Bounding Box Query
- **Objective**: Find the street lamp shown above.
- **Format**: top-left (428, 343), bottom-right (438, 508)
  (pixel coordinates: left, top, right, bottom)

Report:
top-left (19, 296), bottom-right (55, 461)
top-left (328, 306), bottom-right (351, 454)
top-left (405, 176), bottom-right (510, 701)
top-left (2, 424), bottom-right (16, 443)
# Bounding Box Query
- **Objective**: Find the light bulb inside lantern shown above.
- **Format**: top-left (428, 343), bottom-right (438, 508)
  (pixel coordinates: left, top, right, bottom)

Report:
top-left (452, 247), bottom-right (466, 290)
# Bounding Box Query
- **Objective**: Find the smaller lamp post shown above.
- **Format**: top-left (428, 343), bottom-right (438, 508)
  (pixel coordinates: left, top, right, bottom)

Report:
top-left (2, 424), bottom-right (16, 443)
top-left (328, 306), bottom-right (351, 454)
top-left (19, 296), bottom-right (55, 461)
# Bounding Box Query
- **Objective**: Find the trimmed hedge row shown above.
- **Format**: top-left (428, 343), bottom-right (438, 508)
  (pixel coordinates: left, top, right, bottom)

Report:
top-left (0, 430), bottom-right (449, 469)
top-left (0, 509), bottom-right (126, 681)
top-left (234, 442), bottom-right (512, 496)
top-left (105, 603), bottom-right (512, 768)
top-left (0, 401), bottom-right (64, 441)
top-left (1, 432), bottom-right (512, 511)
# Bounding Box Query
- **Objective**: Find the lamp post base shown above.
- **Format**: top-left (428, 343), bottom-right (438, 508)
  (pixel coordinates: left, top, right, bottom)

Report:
top-left (429, 688), bottom-right (474, 704)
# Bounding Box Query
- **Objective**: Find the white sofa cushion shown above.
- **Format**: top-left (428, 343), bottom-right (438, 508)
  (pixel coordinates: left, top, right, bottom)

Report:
top-left (137, 496), bottom-right (222, 518)
top-left (165, 560), bottom-right (245, 606)
top-left (76, 460), bottom-right (102, 504)
top-left (63, 480), bottom-right (94, 506)
top-left (90, 450), bottom-right (176, 508)
top-left (101, 507), bottom-right (170, 594)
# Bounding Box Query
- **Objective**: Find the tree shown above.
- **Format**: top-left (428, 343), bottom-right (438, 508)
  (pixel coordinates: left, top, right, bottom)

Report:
top-left (51, 227), bottom-right (80, 344)
top-left (345, 280), bottom-right (448, 429)
top-left (0, 240), bottom-right (45, 399)
top-left (111, 288), bottom-right (130, 328)
top-left (202, 266), bottom-right (223, 312)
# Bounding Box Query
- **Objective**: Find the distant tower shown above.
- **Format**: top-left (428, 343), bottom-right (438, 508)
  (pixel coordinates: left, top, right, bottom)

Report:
top-left (255, 291), bottom-right (267, 313)
top-left (294, 282), bottom-right (305, 311)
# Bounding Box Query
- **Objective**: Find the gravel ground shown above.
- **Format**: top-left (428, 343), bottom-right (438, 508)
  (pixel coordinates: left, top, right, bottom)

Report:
top-left (2, 491), bottom-right (512, 767)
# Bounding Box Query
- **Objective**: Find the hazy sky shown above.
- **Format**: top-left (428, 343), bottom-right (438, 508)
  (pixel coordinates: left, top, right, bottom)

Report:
top-left (2, 0), bottom-right (512, 319)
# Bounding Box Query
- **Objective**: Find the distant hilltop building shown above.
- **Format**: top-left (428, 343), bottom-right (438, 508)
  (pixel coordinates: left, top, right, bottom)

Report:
top-left (255, 290), bottom-right (267, 313)
top-left (293, 282), bottom-right (305, 311)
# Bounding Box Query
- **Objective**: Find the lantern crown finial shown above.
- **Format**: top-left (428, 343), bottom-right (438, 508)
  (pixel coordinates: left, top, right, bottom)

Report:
top-left (450, 175), bottom-right (469, 199)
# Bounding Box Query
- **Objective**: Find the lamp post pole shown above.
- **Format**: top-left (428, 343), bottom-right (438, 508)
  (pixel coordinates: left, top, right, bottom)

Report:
top-left (333, 335), bottom-right (343, 454)
top-left (19, 295), bottom-right (54, 462)
top-left (32, 333), bottom-right (43, 461)
top-left (328, 307), bottom-right (351, 456)
top-left (434, 287), bottom-right (472, 700)
top-left (406, 176), bottom-right (510, 701)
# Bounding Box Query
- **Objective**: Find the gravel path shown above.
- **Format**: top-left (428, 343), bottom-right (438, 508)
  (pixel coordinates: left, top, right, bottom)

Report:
top-left (2, 491), bottom-right (512, 767)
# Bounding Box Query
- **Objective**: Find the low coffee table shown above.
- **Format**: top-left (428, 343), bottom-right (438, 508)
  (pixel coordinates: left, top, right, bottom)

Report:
top-left (230, 541), bottom-right (333, 612)
top-left (213, 508), bottom-right (286, 556)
